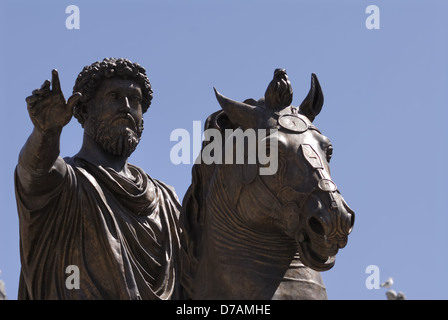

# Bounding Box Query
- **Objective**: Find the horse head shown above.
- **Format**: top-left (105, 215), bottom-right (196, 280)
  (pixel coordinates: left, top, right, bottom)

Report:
top-left (212, 69), bottom-right (355, 272)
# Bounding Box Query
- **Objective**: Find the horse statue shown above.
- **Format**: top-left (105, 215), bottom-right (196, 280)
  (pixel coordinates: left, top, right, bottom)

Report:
top-left (179, 69), bottom-right (355, 299)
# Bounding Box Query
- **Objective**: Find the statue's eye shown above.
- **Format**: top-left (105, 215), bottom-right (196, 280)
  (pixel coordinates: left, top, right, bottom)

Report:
top-left (326, 145), bottom-right (333, 163)
top-left (129, 94), bottom-right (141, 102)
top-left (107, 92), bottom-right (118, 100)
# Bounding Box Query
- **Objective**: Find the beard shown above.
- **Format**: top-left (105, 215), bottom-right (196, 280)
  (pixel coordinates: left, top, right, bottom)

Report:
top-left (92, 119), bottom-right (143, 157)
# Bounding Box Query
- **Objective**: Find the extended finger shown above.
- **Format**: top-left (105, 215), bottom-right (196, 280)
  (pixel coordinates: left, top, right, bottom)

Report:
top-left (51, 69), bottom-right (62, 93)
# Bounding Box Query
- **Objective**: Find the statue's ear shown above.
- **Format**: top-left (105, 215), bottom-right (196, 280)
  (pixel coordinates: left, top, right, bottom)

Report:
top-left (298, 73), bottom-right (324, 123)
top-left (214, 88), bottom-right (263, 130)
top-left (73, 101), bottom-right (88, 128)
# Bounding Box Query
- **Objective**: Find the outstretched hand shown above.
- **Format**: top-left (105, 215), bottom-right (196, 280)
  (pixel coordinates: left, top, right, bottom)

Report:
top-left (26, 69), bottom-right (82, 134)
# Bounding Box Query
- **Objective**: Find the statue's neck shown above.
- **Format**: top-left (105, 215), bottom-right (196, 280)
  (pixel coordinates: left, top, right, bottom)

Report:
top-left (193, 204), bottom-right (297, 299)
top-left (75, 132), bottom-right (133, 179)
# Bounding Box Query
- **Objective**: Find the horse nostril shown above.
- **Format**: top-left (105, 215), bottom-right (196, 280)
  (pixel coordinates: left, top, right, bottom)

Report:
top-left (308, 217), bottom-right (325, 236)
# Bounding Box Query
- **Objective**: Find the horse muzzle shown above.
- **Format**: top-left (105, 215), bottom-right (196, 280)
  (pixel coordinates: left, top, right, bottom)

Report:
top-left (294, 191), bottom-right (355, 272)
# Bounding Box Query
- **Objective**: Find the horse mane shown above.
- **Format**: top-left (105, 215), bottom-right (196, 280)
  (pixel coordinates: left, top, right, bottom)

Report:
top-left (179, 110), bottom-right (233, 298)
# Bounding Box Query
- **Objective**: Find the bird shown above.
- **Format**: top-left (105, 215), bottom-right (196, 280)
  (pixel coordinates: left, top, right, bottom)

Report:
top-left (381, 277), bottom-right (394, 288)
top-left (385, 289), bottom-right (406, 300)
top-left (396, 291), bottom-right (406, 300)
top-left (385, 289), bottom-right (397, 300)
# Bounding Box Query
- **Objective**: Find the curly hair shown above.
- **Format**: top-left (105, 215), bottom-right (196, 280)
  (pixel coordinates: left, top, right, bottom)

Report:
top-left (73, 58), bottom-right (153, 126)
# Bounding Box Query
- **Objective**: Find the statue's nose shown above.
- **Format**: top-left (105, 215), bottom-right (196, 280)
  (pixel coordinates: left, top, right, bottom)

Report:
top-left (336, 196), bottom-right (355, 237)
top-left (122, 96), bottom-right (131, 111)
top-left (306, 193), bottom-right (354, 244)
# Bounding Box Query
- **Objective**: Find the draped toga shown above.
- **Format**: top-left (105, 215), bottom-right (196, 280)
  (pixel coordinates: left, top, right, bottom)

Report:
top-left (14, 156), bottom-right (181, 300)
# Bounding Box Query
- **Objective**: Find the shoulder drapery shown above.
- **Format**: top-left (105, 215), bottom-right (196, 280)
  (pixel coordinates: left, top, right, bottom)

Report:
top-left (15, 157), bottom-right (181, 300)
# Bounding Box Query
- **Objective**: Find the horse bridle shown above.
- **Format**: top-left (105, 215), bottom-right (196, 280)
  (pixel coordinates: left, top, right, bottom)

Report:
top-left (274, 106), bottom-right (339, 207)
top-left (251, 106), bottom-right (341, 235)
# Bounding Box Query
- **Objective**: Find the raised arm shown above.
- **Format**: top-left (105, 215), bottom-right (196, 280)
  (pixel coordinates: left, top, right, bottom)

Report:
top-left (17, 69), bottom-right (81, 193)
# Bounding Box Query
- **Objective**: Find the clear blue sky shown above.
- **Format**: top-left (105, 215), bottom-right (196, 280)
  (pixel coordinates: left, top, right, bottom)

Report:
top-left (1, 0), bottom-right (447, 300)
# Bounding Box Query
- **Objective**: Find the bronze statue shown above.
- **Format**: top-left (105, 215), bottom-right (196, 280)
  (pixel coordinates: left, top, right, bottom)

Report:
top-left (15, 58), bottom-right (182, 299)
top-left (15, 58), bottom-right (353, 300)
top-left (180, 69), bottom-right (355, 299)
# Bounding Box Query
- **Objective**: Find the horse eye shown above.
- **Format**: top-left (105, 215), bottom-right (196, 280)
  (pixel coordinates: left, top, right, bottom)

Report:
top-left (326, 145), bottom-right (333, 162)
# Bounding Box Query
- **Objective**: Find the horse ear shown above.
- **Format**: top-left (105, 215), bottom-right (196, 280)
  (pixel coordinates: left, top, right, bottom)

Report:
top-left (298, 73), bottom-right (324, 123)
top-left (214, 87), bottom-right (262, 130)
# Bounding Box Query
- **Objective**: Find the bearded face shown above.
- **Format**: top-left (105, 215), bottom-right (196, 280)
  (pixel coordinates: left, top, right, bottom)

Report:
top-left (85, 78), bottom-right (145, 158)
top-left (92, 116), bottom-right (143, 157)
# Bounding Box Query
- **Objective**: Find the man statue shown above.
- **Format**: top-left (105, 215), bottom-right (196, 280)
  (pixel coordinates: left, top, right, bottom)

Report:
top-left (15, 58), bottom-right (182, 299)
